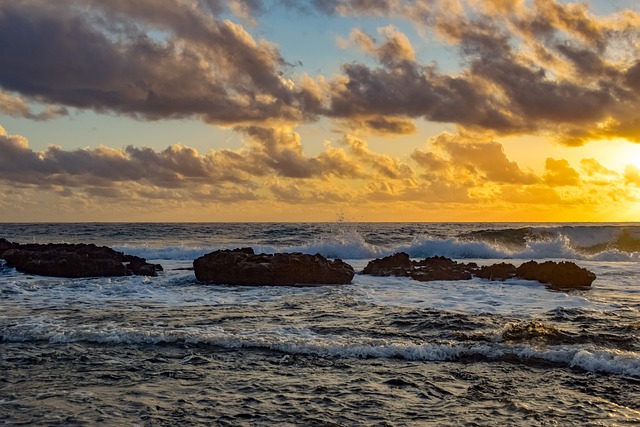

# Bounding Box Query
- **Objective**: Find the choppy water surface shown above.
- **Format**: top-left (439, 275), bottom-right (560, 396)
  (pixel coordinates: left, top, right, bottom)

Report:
top-left (1, 223), bottom-right (639, 425)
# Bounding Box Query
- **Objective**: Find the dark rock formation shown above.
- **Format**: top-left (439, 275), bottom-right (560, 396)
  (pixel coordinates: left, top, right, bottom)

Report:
top-left (361, 253), bottom-right (477, 282)
top-left (361, 252), bottom-right (412, 276)
top-left (515, 260), bottom-right (596, 290)
top-left (193, 248), bottom-right (355, 286)
top-left (360, 252), bottom-right (595, 289)
top-left (0, 238), bottom-right (162, 278)
top-left (411, 256), bottom-right (478, 282)
top-left (475, 262), bottom-right (517, 281)
top-left (124, 255), bottom-right (163, 276)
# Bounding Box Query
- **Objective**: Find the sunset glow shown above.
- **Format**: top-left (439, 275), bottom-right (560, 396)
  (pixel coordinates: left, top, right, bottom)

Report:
top-left (1, 0), bottom-right (640, 222)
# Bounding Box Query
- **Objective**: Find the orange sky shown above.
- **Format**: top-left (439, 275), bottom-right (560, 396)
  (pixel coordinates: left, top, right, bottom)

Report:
top-left (1, 0), bottom-right (640, 222)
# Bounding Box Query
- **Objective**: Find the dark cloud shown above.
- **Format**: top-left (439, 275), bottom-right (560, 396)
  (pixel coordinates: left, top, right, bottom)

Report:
top-left (321, 1), bottom-right (640, 141)
top-left (2, 0), bottom-right (640, 143)
top-left (363, 116), bottom-right (416, 135)
top-left (625, 61), bottom-right (640, 92)
top-left (555, 43), bottom-right (612, 77)
top-left (0, 126), bottom-right (253, 190)
top-left (0, 125), bottom-right (362, 195)
top-left (453, 16), bottom-right (616, 125)
top-left (327, 60), bottom-right (514, 130)
top-left (0, 0), bottom-right (312, 125)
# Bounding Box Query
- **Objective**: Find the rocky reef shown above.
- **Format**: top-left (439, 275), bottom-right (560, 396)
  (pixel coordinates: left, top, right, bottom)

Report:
top-left (0, 238), bottom-right (162, 278)
top-left (193, 247), bottom-right (355, 286)
top-left (361, 252), bottom-right (596, 290)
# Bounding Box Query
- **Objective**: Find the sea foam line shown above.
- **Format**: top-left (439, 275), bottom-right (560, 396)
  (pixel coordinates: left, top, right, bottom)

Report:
top-left (3, 324), bottom-right (639, 377)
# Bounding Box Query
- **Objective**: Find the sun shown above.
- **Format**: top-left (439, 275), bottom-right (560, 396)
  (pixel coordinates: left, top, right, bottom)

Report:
top-left (618, 142), bottom-right (640, 169)
top-left (584, 139), bottom-right (640, 172)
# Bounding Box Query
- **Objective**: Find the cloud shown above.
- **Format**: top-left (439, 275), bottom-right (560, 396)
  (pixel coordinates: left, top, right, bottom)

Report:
top-left (348, 25), bottom-right (416, 65)
top-left (0, 0), bottom-right (312, 125)
top-left (3, 0), bottom-right (640, 143)
top-left (412, 132), bottom-right (538, 185)
top-left (359, 116), bottom-right (417, 135)
top-left (0, 90), bottom-right (68, 121)
top-left (2, 123), bottom-right (639, 220)
top-left (320, 1), bottom-right (640, 141)
top-left (0, 125), bottom-right (254, 192)
top-left (624, 165), bottom-right (640, 186)
top-left (239, 126), bottom-right (362, 178)
top-left (543, 158), bottom-right (580, 186)
top-left (580, 158), bottom-right (617, 177)
top-left (0, 125), bottom-right (365, 199)
top-left (341, 135), bottom-right (414, 180)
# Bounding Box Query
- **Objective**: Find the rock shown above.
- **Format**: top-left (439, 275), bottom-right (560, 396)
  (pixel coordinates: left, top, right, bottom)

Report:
top-left (193, 248), bottom-right (354, 286)
top-left (475, 262), bottom-right (517, 281)
top-left (361, 253), bottom-right (478, 281)
top-left (0, 240), bottom-right (162, 278)
top-left (0, 238), bottom-right (13, 252)
top-left (411, 256), bottom-right (477, 281)
top-left (359, 252), bottom-right (595, 290)
top-left (123, 255), bottom-right (163, 276)
top-left (515, 260), bottom-right (596, 289)
top-left (361, 252), bottom-right (412, 276)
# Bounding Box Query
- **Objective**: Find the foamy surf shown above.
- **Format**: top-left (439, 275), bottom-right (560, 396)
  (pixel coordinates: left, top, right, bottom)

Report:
top-left (3, 321), bottom-right (638, 377)
top-left (108, 224), bottom-right (640, 262)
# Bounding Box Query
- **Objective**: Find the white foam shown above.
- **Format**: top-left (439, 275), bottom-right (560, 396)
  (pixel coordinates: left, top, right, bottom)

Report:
top-left (352, 273), bottom-right (595, 315)
top-left (113, 245), bottom-right (211, 261)
top-left (397, 237), bottom-right (507, 259)
top-left (3, 321), bottom-right (638, 377)
top-left (262, 229), bottom-right (384, 259)
top-left (102, 226), bottom-right (640, 262)
top-left (537, 226), bottom-right (623, 248)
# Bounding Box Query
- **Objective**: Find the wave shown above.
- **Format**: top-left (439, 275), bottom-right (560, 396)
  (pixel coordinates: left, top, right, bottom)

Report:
top-left (113, 245), bottom-right (212, 261)
top-left (114, 233), bottom-right (640, 262)
top-left (3, 324), bottom-right (639, 377)
top-left (397, 234), bottom-right (635, 262)
top-left (282, 225), bottom-right (640, 261)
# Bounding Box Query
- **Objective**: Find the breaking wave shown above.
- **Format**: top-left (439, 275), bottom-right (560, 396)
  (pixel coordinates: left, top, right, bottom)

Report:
top-left (3, 323), bottom-right (639, 377)
top-left (115, 226), bottom-right (640, 262)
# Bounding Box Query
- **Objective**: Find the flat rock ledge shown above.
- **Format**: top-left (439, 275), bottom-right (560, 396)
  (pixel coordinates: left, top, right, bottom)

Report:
top-left (0, 238), bottom-right (162, 278)
top-left (362, 253), bottom-right (596, 290)
top-left (193, 247), bottom-right (355, 286)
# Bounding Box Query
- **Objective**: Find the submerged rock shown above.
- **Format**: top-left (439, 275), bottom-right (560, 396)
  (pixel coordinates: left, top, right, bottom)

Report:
top-left (193, 248), bottom-right (355, 286)
top-left (515, 260), bottom-right (596, 290)
top-left (502, 321), bottom-right (578, 345)
top-left (0, 238), bottom-right (162, 278)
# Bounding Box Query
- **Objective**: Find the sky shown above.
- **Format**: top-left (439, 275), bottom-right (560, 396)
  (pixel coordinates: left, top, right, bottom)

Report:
top-left (1, 0), bottom-right (640, 222)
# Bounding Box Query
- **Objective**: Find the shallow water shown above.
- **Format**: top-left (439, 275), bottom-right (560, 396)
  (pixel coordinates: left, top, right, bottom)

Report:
top-left (1, 223), bottom-right (639, 425)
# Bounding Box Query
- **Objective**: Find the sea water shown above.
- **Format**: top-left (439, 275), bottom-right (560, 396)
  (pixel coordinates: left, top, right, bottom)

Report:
top-left (0, 223), bottom-right (639, 425)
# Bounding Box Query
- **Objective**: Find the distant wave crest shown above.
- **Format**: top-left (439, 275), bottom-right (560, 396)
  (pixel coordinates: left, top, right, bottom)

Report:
top-left (113, 225), bottom-right (640, 262)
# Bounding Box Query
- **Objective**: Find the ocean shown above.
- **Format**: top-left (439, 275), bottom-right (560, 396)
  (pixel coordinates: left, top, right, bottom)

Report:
top-left (0, 222), bottom-right (639, 426)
